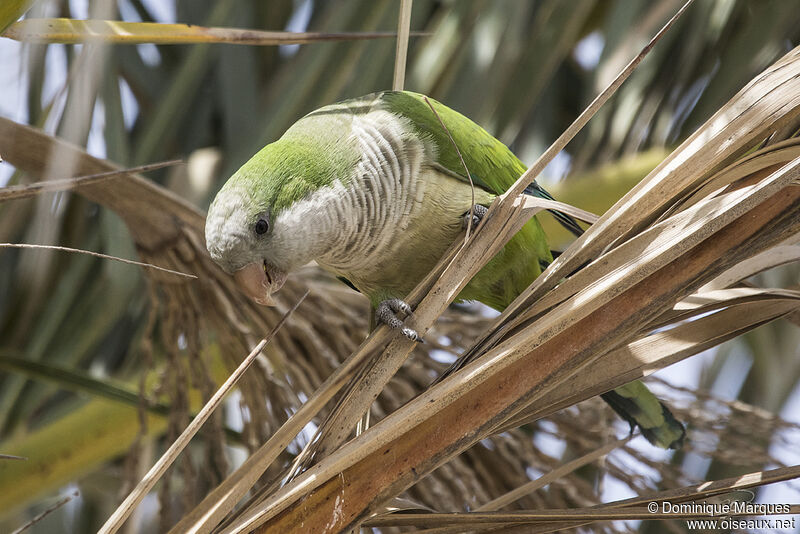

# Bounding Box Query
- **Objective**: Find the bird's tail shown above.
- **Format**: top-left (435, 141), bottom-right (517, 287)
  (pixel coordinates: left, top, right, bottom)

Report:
top-left (601, 381), bottom-right (685, 449)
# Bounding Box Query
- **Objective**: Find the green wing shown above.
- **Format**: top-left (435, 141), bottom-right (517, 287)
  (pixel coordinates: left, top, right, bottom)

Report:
top-left (380, 91), bottom-right (525, 195)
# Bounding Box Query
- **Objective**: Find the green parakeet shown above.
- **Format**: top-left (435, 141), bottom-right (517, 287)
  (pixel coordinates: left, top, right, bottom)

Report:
top-left (205, 91), bottom-right (685, 449)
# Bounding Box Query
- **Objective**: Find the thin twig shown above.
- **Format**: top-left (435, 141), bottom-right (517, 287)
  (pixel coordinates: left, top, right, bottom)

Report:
top-left (0, 159), bottom-right (182, 202)
top-left (11, 491), bottom-right (79, 534)
top-left (0, 453), bottom-right (26, 461)
top-left (98, 291), bottom-right (308, 534)
top-left (423, 96), bottom-right (476, 241)
top-left (392, 0), bottom-right (413, 90)
top-left (0, 243), bottom-right (197, 279)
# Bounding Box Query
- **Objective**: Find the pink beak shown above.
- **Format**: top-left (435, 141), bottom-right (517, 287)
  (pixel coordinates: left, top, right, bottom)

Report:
top-left (233, 262), bottom-right (287, 306)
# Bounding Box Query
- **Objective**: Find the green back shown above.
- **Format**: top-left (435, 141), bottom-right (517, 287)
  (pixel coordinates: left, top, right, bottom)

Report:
top-left (381, 91), bottom-right (527, 196)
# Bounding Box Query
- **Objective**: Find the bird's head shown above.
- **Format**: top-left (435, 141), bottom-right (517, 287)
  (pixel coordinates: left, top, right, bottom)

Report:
top-left (205, 155), bottom-right (288, 306)
top-left (205, 117), bottom-right (359, 306)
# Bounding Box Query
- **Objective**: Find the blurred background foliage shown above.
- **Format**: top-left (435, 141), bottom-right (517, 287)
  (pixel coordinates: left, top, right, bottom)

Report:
top-left (0, 0), bottom-right (799, 532)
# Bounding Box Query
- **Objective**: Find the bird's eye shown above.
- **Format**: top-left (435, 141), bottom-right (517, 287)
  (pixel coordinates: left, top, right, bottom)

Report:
top-left (254, 217), bottom-right (269, 235)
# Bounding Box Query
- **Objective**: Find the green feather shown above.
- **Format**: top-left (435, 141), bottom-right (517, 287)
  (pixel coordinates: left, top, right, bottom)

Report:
top-left (381, 91), bottom-right (525, 195)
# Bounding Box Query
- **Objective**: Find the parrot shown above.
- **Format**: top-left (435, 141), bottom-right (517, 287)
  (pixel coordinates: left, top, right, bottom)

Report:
top-left (204, 90), bottom-right (685, 449)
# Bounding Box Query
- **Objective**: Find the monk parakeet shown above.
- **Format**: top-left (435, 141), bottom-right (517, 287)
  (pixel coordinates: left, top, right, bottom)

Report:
top-left (205, 91), bottom-right (684, 449)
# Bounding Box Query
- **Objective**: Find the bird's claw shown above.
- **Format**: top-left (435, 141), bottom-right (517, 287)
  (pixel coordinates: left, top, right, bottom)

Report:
top-left (376, 298), bottom-right (423, 343)
top-left (462, 204), bottom-right (489, 230)
top-left (401, 327), bottom-right (423, 343)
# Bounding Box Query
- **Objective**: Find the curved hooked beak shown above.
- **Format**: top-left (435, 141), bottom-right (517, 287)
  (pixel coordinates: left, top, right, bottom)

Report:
top-left (233, 261), bottom-right (287, 306)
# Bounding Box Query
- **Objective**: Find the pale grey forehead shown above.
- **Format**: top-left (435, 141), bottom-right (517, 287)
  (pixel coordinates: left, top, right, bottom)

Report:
top-left (205, 187), bottom-right (261, 274)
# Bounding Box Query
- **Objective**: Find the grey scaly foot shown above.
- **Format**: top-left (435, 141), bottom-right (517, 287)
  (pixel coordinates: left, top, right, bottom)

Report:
top-left (376, 298), bottom-right (423, 342)
top-left (462, 204), bottom-right (489, 230)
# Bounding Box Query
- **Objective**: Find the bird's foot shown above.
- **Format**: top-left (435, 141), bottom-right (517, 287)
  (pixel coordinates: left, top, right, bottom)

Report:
top-left (376, 298), bottom-right (423, 342)
top-left (462, 204), bottom-right (489, 230)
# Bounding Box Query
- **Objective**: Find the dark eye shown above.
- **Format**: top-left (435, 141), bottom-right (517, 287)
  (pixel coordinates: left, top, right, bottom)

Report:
top-left (254, 217), bottom-right (269, 235)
